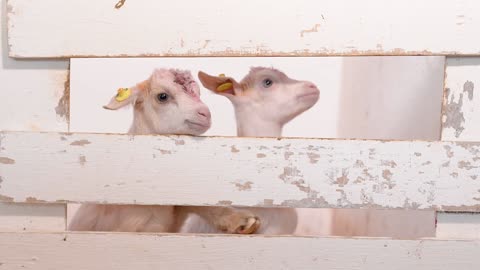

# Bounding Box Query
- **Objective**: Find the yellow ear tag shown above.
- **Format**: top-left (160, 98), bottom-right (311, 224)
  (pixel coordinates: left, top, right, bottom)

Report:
top-left (216, 74), bottom-right (233, 92)
top-left (115, 88), bottom-right (131, 102)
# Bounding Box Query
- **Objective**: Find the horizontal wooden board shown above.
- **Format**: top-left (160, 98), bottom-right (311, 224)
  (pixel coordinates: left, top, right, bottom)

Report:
top-left (0, 232), bottom-right (479, 269)
top-left (7, 0), bottom-right (480, 57)
top-left (0, 203), bottom-right (65, 232)
top-left (1, 131), bottom-right (480, 211)
top-left (442, 57), bottom-right (480, 141)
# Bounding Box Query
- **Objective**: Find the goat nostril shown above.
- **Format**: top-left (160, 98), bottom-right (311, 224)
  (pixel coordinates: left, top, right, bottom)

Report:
top-left (197, 109), bottom-right (211, 119)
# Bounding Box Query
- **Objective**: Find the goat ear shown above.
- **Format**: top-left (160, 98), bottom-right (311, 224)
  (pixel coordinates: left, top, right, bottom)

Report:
top-left (103, 80), bottom-right (149, 110)
top-left (197, 71), bottom-right (242, 96)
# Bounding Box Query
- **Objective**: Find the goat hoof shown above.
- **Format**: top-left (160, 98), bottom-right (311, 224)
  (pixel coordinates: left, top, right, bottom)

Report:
top-left (235, 216), bottom-right (260, 234)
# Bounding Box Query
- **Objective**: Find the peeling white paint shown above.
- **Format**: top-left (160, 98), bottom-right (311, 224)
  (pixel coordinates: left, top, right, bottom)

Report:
top-left (0, 131), bottom-right (479, 211)
top-left (7, 0), bottom-right (480, 57)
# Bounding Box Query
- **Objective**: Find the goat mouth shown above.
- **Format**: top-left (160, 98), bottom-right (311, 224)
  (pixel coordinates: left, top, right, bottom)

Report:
top-left (297, 91), bottom-right (319, 100)
top-left (185, 120), bottom-right (211, 129)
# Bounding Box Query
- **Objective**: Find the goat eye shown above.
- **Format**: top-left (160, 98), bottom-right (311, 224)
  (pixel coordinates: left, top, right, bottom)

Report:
top-left (156, 93), bottom-right (169, 102)
top-left (262, 78), bottom-right (273, 88)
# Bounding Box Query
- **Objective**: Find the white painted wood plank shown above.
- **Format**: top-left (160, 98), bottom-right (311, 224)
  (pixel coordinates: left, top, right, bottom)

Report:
top-left (436, 212), bottom-right (480, 239)
top-left (442, 57), bottom-right (480, 141)
top-left (0, 203), bottom-right (65, 232)
top-left (0, 1), bottom-right (69, 131)
top-left (0, 232), bottom-right (479, 269)
top-left (7, 0), bottom-right (480, 57)
top-left (1, 131), bottom-right (480, 211)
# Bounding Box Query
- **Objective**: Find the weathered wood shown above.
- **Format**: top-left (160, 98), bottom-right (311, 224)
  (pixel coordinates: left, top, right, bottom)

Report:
top-left (0, 203), bottom-right (65, 232)
top-left (442, 57), bottom-right (480, 141)
top-left (0, 2), bottom-right (69, 131)
top-left (1, 131), bottom-right (479, 211)
top-left (0, 232), bottom-right (479, 269)
top-left (7, 0), bottom-right (480, 58)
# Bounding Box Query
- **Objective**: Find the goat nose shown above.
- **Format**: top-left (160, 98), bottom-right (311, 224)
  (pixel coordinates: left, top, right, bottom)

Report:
top-left (197, 107), bottom-right (211, 119)
top-left (307, 82), bottom-right (317, 89)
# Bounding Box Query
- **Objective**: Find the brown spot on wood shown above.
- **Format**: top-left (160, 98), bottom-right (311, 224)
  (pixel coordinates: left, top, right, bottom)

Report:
top-left (458, 161), bottom-right (476, 170)
top-left (300, 23), bottom-right (321, 37)
top-left (157, 149), bottom-right (172, 154)
top-left (115, 0), bottom-right (126, 9)
top-left (0, 194), bottom-right (14, 202)
top-left (443, 88), bottom-right (465, 138)
top-left (354, 176), bottom-right (365, 184)
top-left (56, 69), bottom-right (70, 121)
top-left (79, 155), bottom-right (87, 166)
top-left (284, 151), bottom-right (294, 160)
top-left (256, 153), bottom-right (266, 158)
top-left (334, 169), bottom-right (349, 187)
top-left (382, 169), bottom-right (393, 180)
top-left (450, 172), bottom-right (459, 178)
top-left (175, 139), bottom-right (185, 145)
top-left (233, 181), bottom-right (253, 191)
top-left (463, 81), bottom-right (474, 101)
top-left (278, 167), bottom-right (302, 182)
top-left (443, 145), bottom-right (454, 158)
top-left (202, 40), bottom-right (211, 49)
top-left (217, 200), bottom-right (233, 205)
top-left (263, 199), bottom-right (274, 206)
top-left (25, 197), bottom-right (46, 203)
top-left (0, 157), bottom-right (15, 164)
top-left (231, 146), bottom-right (240, 153)
top-left (354, 160), bottom-right (365, 168)
top-left (70, 140), bottom-right (91, 146)
top-left (381, 160), bottom-right (397, 168)
top-left (307, 152), bottom-right (320, 164)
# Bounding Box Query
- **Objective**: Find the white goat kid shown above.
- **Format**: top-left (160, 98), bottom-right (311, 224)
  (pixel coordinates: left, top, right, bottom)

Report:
top-left (178, 67), bottom-right (320, 235)
top-left (69, 68), bottom-right (260, 234)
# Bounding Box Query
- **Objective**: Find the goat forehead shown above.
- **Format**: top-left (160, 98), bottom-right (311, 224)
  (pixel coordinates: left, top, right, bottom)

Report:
top-left (241, 67), bottom-right (290, 84)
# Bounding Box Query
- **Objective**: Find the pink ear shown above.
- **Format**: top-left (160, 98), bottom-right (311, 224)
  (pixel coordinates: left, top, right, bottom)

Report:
top-left (197, 71), bottom-right (242, 96)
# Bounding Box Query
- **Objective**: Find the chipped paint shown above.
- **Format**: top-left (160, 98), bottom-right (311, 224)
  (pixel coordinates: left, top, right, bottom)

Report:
top-left (256, 153), bottom-right (266, 158)
top-left (157, 149), bottom-right (172, 154)
top-left (79, 155), bottom-right (87, 166)
top-left (175, 139), bottom-right (185, 145)
top-left (458, 161), bottom-right (476, 170)
top-left (0, 194), bottom-right (14, 202)
top-left (284, 151), bottom-right (294, 160)
top-left (334, 169), bottom-right (350, 187)
top-left (381, 160), bottom-right (397, 168)
top-left (70, 140), bottom-right (91, 146)
top-left (55, 69), bottom-right (70, 121)
top-left (463, 81), bottom-right (474, 100)
top-left (300, 23), bottom-right (321, 37)
top-left (217, 200), bottom-right (233, 205)
top-left (307, 152), bottom-right (320, 164)
top-left (443, 88), bottom-right (466, 138)
top-left (231, 146), bottom-right (240, 153)
top-left (0, 157), bottom-right (15, 164)
top-left (25, 197), bottom-right (47, 203)
top-left (233, 181), bottom-right (253, 191)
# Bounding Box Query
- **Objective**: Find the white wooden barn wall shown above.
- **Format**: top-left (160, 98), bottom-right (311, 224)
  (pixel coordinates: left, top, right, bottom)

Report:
top-left (2, 0), bottom-right (480, 268)
top-left (0, 0), bottom-right (67, 232)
